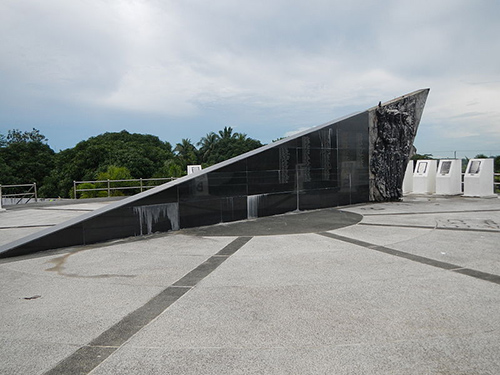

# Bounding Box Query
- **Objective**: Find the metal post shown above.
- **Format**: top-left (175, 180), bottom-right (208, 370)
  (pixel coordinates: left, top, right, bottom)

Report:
top-left (34, 183), bottom-right (38, 202)
top-left (140, 178), bottom-right (143, 192)
top-left (107, 179), bottom-right (111, 197)
top-left (73, 181), bottom-right (77, 199)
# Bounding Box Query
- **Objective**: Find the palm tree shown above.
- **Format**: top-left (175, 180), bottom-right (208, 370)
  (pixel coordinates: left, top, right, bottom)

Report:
top-left (174, 138), bottom-right (195, 155)
top-left (174, 139), bottom-right (198, 170)
top-left (197, 132), bottom-right (219, 163)
top-left (218, 126), bottom-right (237, 140)
top-left (235, 132), bottom-right (248, 142)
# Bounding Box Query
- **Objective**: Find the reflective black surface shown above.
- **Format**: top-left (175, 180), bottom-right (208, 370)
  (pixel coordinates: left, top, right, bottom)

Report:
top-left (0, 89), bottom-right (431, 257)
top-left (171, 112), bottom-right (370, 227)
top-left (0, 112), bottom-right (370, 257)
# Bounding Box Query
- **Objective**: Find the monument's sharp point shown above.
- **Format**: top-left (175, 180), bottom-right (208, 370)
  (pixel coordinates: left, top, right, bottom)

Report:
top-left (0, 89), bottom-right (429, 258)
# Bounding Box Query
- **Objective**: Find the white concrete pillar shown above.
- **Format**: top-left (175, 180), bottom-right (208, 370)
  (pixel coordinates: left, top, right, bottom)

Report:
top-left (402, 160), bottom-right (414, 195)
top-left (436, 159), bottom-right (462, 195)
top-left (412, 160), bottom-right (437, 194)
top-left (463, 158), bottom-right (495, 197)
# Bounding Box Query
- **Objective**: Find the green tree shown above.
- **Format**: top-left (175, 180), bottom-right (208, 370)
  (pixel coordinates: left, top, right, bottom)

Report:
top-left (218, 126), bottom-right (237, 140)
top-left (153, 159), bottom-right (184, 178)
top-left (44, 130), bottom-right (174, 197)
top-left (0, 128), bottom-right (55, 196)
top-left (6, 128), bottom-right (47, 143)
top-left (94, 165), bottom-right (134, 198)
top-left (197, 132), bottom-right (218, 163)
top-left (198, 127), bottom-right (263, 166)
top-left (174, 138), bottom-right (198, 172)
top-left (96, 165), bottom-right (133, 181)
top-left (75, 183), bottom-right (99, 199)
top-left (2, 126), bottom-right (265, 198)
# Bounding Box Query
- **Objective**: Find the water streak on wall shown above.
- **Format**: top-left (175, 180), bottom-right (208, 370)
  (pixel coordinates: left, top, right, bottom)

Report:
top-left (247, 195), bottom-right (261, 219)
top-left (134, 203), bottom-right (179, 235)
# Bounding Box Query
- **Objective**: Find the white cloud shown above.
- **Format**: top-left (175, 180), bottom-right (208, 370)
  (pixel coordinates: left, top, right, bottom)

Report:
top-left (1, 0), bottom-right (499, 152)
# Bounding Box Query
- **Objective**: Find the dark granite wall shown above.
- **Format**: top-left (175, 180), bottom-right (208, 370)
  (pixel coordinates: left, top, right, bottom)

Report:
top-left (0, 89), bottom-right (429, 257)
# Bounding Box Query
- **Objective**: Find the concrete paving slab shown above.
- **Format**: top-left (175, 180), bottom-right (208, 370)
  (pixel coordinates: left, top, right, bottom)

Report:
top-left (345, 196), bottom-right (500, 215)
top-left (0, 202), bottom-right (114, 246)
top-left (0, 227), bottom-right (48, 246)
top-left (90, 233), bottom-right (500, 374)
top-left (0, 338), bottom-right (78, 375)
top-left (390, 230), bottom-right (500, 275)
top-left (0, 195), bottom-right (499, 374)
top-left (0, 234), bottom-right (233, 374)
top-left (90, 333), bottom-right (500, 375)
top-left (189, 234), bottom-right (441, 288)
top-left (38, 203), bottom-right (113, 211)
top-left (331, 225), bottom-right (500, 275)
top-left (0, 263), bottom-right (164, 341)
top-left (343, 196), bottom-right (500, 230)
top-left (328, 225), bottom-right (431, 247)
top-left (113, 237), bottom-right (497, 341)
top-left (35, 234), bottom-right (235, 287)
top-left (337, 196), bottom-right (500, 277)
top-left (0, 208), bottom-right (92, 228)
top-left (358, 211), bottom-right (500, 231)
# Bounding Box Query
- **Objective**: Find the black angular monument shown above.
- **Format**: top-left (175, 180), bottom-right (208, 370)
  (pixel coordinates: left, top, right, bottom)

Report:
top-left (0, 89), bottom-right (429, 257)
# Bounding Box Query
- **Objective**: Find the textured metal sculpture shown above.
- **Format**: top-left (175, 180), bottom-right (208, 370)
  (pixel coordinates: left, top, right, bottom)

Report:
top-left (369, 91), bottom-right (428, 201)
top-left (0, 89), bottom-right (429, 258)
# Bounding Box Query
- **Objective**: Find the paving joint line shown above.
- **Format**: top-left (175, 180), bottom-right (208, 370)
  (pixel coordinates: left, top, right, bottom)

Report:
top-left (318, 232), bottom-right (500, 285)
top-left (43, 236), bottom-right (253, 375)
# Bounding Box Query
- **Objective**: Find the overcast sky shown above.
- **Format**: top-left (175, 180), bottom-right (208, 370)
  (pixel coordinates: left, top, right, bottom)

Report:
top-left (1, 0), bottom-right (499, 158)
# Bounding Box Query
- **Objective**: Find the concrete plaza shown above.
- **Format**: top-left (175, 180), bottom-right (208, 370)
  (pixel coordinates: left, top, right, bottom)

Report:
top-left (1, 196), bottom-right (499, 374)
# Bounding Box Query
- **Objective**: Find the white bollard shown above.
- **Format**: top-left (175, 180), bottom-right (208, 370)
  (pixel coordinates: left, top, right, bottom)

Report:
top-left (436, 159), bottom-right (462, 195)
top-left (412, 160), bottom-right (437, 194)
top-left (463, 159), bottom-right (495, 197)
top-left (402, 160), bottom-right (414, 195)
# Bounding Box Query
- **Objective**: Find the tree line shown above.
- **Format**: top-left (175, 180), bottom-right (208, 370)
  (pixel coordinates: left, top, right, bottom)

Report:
top-left (0, 127), bottom-right (263, 198)
top-left (2, 128), bottom-right (498, 199)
